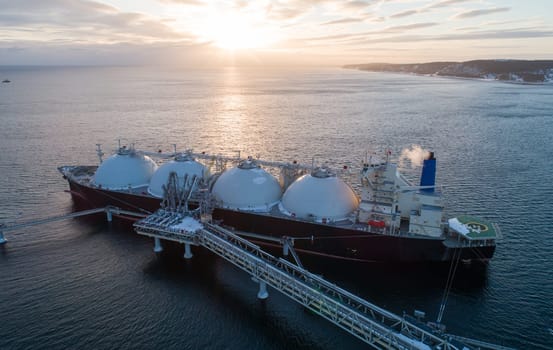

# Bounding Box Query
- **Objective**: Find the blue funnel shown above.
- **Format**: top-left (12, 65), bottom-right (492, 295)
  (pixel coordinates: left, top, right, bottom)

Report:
top-left (420, 152), bottom-right (436, 193)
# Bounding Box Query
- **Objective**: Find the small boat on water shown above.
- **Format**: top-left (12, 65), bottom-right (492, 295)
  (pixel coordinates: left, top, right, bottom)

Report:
top-left (59, 142), bottom-right (500, 266)
top-left (2, 79), bottom-right (11, 83)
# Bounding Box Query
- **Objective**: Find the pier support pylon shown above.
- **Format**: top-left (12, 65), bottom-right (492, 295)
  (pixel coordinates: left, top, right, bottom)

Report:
top-left (0, 231), bottom-right (6, 244)
top-left (154, 237), bottom-right (163, 253)
top-left (257, 280), bottom-right (269, 300)
top-left (183, 243), bottom-right (193, 259)
top-left (283, 241), bottom-right (289, 256)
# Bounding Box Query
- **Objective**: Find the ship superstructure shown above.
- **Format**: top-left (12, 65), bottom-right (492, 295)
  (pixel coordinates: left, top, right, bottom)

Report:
top-left (359, 152), bottom-right (445, 237)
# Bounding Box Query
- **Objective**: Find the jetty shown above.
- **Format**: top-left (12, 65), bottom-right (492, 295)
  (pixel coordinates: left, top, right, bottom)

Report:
top-left (0, 206), bottom-right (145, 244)
top-left (134, 206), bottom-right (513, 350)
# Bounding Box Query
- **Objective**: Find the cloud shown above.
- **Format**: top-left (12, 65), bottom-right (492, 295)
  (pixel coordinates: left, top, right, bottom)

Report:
top-left (267, 0), bottom-right (369, 22)
top-left (454, 19), bottom-right (536, 33)
top-left (342, 1), bottom-right (370, 11)
top-left (301, 22), bottom-right (439, 45)
top-left (347, 28), bottom-right (553, 46)
top-left (0, 0), bottom-right (119, 15)
top-left (426, 0), bottom-right (474, 10)
top-left (382, 22), bottom-right (439, 33)
top-left (266, 4), bottom-right (307, 20)
top-left (265, 0), bottom-right (331, 21)
top-left (1, 0), bottom-right (551, 66)
top-left (454, 7), bottom-right (510, 19)
top-left (302, 33), bottom-right (361, 42)
top-left (321, 17), bottom-right (366, 25)
top-left (0, 0), bottom-right (190, 44)
top-left (442, 29), bottom-right (553, 41)
top-left (389, 9), bottom-right (419, 19)
top-left (157, 0), bottom-right (204, 5)
top-left (343, 44), bottom-right (413, 53)
top-left (455, 25), bottom-right (479, 32)
top-left (388, 0), bottom-right (475, 20)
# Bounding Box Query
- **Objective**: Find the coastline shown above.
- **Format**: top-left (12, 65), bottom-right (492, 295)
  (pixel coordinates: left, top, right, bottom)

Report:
top-left (343, 59), bottom-right (553, 85)
top-left (344, 67), bottom-right (553, 85)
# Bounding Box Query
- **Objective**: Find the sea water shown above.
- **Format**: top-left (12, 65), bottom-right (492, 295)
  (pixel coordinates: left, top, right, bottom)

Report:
top-left (0, 66), bottom-right (552, 349)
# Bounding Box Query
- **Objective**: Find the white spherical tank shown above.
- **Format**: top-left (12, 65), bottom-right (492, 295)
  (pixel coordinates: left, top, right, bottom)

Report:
top-left (148, 154), bottom-right (208, 198)
top-left (212, 158), bottom-right (282, 212)
top-left (92, 148), bottom-right (157, 190)
top-left (280, 167), bottom-right (359, 222)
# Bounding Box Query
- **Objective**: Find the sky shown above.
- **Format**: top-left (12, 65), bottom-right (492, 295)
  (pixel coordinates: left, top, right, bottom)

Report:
top-left (1, 0), bottom-right (552, 66)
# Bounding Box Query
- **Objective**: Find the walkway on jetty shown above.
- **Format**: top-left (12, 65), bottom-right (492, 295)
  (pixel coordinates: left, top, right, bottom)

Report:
top-left (134, 209), bottom-right (512, 350)
top-left (0, 206), bottom-right (146, 244)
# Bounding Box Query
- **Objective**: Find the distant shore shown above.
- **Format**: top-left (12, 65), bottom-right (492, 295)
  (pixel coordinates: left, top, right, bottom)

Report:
top-left (344, 59), bottom-right (553, 84)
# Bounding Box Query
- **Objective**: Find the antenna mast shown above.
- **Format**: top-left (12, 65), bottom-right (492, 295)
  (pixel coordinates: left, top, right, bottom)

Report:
top-left (96, 144), bottom-right (104, 163)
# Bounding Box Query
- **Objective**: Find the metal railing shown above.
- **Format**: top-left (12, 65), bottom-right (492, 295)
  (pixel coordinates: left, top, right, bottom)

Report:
top-left (134, 210), bottom-right (484, 350)
top-left (0, 206), bottom-right (147, 244)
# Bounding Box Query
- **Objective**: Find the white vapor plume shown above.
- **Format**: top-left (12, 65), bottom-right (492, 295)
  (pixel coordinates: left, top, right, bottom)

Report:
top-left (399, 145), bottom-right (431, 168)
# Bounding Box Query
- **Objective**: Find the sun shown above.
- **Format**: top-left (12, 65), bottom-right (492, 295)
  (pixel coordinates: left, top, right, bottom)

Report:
top-left (202, 12), bottom-right (278, 50)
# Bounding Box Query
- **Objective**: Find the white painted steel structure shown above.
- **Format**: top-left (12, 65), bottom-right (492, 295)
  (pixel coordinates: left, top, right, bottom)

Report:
top-left (280, 168), bottom-right (359, 222)
top-left (0, 206), bottom-right (147, 244)
top-left (134, 210), bottom-right (511, 350)
top-left (148, 156), bottom-right (208, 198)
top-left (92, 148), bottom-right (157, 190)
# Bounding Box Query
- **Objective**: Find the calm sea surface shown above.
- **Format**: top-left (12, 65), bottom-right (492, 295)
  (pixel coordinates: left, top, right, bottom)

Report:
top-left (0, 66), bottom-right (552, 349)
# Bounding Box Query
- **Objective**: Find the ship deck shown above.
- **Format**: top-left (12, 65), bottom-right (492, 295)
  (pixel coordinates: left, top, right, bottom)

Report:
top-left (452, 215), bottom-right (500, 240)
top-left (60, 165), bottom-right (154, 197)
top-left (60, 165), bottom-right (494, 245)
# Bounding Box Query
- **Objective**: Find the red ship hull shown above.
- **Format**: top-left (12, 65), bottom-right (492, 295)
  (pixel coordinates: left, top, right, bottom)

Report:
top-left (65, 178), bottom-right (495, 264)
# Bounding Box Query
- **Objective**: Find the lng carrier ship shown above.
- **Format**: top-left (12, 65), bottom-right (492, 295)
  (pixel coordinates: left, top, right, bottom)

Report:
top-left (59, 143), bottom-right (499, 264)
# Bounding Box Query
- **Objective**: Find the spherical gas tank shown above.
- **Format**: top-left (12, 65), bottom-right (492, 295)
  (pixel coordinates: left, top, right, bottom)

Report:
top-left (211, 158), bottom-right (282, 212)
top-left (92, 147), bottom-right (157, 190)
top-left (280, 167), bottom-right (359, 222)
top-left (147, 153), bottom-right (208, 198)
